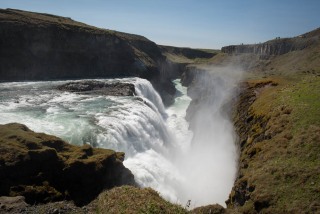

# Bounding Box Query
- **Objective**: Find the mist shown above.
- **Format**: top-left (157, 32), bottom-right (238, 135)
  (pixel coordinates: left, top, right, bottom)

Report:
top-left (0, 66), bottom-right (244, 208)
top-left (168, 65), bottom-right (244, 207)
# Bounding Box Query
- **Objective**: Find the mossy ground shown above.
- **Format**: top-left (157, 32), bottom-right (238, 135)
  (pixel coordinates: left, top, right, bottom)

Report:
top-left (95, 186), bottom-right (187, 214)
top-left (229, 72), bottom-right (320, 213)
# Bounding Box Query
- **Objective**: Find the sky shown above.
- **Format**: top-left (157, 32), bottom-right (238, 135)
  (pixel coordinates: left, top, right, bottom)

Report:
top-left (0, 0), bottom-right (319, 49)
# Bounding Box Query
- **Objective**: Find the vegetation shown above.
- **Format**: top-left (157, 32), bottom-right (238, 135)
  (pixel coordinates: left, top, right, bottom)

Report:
top-left (224, 48), bottom-right (320, 212)
top-left (0, 8), bottom-right (319, 212)
top-left (160, 45), bottom-right (218, 64)
top-left (95, 186), bottom-right (187, 214)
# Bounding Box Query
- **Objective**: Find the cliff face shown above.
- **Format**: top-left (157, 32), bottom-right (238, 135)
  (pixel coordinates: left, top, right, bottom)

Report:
top-left (221, 28), bottom-right (320, 57)
top-left (0, 9), bottom-right (164, 81)
top-left (0, 8), bottom-right (181, 105)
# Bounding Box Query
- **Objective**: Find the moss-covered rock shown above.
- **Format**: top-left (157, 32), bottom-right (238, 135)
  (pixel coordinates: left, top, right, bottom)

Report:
top-left (0, 123), bottom-right (135, 206)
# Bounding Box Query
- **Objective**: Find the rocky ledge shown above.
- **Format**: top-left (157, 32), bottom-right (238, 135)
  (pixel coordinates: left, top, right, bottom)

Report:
top-left (57, 80), bottom-right (135, 96)
top-left (0, 123), bottom-right (135, 206)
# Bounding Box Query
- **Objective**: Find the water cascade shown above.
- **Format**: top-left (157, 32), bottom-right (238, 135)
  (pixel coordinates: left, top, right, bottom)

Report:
top-left (0, 70), bottom-right (240, 207)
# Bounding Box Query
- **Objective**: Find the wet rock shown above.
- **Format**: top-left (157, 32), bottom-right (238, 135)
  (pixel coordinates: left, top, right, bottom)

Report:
top-left (57, 80), bottom-right (136, 96)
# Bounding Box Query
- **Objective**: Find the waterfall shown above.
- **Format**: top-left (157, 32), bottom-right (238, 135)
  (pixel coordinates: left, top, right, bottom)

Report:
top-left (131, 78), bottom-right (167, 118)
top-left (0, 73), bottom-right (240, 208)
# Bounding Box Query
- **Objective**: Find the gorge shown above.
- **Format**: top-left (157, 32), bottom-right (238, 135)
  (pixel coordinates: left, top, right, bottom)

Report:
top-left (1, 8), bottom-right (319, 214)
top-left (0, 73), bottom-right (239, 207)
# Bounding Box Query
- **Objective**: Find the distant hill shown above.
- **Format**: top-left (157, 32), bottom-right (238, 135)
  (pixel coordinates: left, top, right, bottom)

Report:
top-left (159, 45), bottom-right (218, 63)
top-left (221, 27), bottom-right (320, 57)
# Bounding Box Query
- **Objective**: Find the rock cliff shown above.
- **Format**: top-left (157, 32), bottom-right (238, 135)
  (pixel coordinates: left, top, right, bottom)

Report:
top-left (221, 28), bottom-right (320, 57)
top-left (0, 8), bottom-right (178, 105)
top-left (0, 123), bottom-right (135, 206)
top-left (0, 9), bottom-right (164, 81)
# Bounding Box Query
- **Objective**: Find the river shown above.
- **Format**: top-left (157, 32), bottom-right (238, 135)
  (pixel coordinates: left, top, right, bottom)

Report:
top-left (0, 76), bottom-right (237, 207)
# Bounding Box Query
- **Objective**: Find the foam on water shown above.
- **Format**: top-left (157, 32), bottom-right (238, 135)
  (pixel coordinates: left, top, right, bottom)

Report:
top-left (0, 76), bottom-right (238, 207)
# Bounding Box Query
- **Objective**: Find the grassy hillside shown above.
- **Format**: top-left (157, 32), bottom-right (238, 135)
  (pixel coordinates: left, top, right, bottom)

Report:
top-left (160, 45), bottom-right (219, 64)
top-left (218, 29), bottom-right (320, 213)
top-left (228, 74), bottom-right (320, 213)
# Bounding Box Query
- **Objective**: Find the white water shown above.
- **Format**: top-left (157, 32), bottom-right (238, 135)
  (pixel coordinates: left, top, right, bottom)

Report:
top-left (0, 74), bottom-right (239, 207)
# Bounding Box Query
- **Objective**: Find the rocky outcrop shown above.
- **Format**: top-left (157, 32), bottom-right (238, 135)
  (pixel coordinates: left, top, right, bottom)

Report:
top-left (57, 80), bottom-right (135, 96)
top-left (221, 28), bottom-right (320, 57)
top-left (0, 123), bottom-right (135, 206)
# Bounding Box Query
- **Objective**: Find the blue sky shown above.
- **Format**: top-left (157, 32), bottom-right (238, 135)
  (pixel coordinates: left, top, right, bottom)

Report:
top-left (1, 0), bottom-right (319, 49)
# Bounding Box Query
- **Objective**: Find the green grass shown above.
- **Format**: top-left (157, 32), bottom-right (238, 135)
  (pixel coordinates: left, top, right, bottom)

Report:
top-left (233, 73), bottom-right (320, 213)
top-left (196, 48), bottom-right (220, 54)
top-left (95, 186), bottom-right (187, 214)
top-left (281, 75), bottom-right (320, 132)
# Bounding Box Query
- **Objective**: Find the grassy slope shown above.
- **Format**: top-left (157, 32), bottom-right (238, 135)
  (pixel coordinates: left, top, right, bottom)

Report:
top-left (235, 75), bottom-right (320, 213)
top-left (160, 46), bottom-right (220, 64)
top-left (95, 186), bottom-right (187, 214)
top-left (223, 36), bottom-right (320, 213)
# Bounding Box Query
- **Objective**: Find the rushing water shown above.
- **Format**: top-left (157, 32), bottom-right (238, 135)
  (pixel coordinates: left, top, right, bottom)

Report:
top-left (0, 76), bottom-right (237, 207)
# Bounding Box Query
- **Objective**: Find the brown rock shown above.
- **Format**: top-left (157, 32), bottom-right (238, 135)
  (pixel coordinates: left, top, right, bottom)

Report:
top-left (0, 196), bottom-right (28, 213)
top-left (57, 80), bottom-right (136, 96)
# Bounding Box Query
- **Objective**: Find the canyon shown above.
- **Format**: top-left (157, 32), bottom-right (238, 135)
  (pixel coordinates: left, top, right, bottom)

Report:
top-left (0, 8), bottom-right (319, 214)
